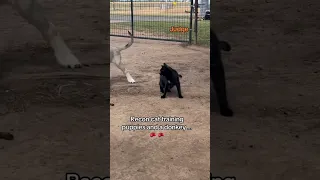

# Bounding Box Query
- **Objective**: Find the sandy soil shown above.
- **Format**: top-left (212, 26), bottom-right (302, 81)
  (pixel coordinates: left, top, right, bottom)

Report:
top-left (211, 0), bottom-right (320, 179)
top-left (110, 38), bottom-right (210, 180)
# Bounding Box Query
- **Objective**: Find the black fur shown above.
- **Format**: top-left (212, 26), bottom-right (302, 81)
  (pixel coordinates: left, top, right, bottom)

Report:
top-left (159, 75), bottom-right (172, 93)
top-left (211, 30), bottom-right (234, 117)
top-left (159, 63), bottom-right (183, 99)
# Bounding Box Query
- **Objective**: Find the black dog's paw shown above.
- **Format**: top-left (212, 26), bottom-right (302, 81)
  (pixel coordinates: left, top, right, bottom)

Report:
top-left (220, 107), bottom-right (233, 117)
top-left (161, 95), bottom-right (166, 99)
top-left (179, 95), bottom-right (183, 98)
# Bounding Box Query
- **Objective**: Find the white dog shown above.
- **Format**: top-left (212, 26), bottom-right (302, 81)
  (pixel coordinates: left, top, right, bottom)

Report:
top-left (0, 0), bottom-right (135, 83)
top-left (110, 31), bottom-right (136, 83)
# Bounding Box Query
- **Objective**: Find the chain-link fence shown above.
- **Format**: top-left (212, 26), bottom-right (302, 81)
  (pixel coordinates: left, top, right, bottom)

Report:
top-left (110, 0), bottom-right (210, 46)
top-left (193, 0), bottom-right (210, 46)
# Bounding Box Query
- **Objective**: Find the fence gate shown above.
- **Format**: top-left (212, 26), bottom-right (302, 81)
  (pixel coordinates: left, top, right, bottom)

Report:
top-left (110, 0), bottom-right (193, 43)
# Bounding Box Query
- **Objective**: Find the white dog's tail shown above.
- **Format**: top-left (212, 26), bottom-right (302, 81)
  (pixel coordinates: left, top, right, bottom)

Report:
top-left (117, 31), bottom-right (134, 52)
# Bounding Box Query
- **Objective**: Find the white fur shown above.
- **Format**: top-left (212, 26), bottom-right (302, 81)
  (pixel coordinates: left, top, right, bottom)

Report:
top-left (49, 29), bottom-right (81, 67)
top-left (110, 48), bottom-right (136, 83)
top-left (125, 72), bottom-right (135, 83)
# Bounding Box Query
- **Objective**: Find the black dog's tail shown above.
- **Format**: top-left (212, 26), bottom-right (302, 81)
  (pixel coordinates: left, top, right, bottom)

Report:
top-left (178, 74), bottom-right (182, 78)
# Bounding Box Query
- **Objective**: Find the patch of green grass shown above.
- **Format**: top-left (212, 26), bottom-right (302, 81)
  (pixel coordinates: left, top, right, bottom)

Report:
top-left (110, 13), bottom-right (190, 18)
top-left (111, 20), bottom-right (209, 46)
top-left (193, 21), bottom-right (210, 46)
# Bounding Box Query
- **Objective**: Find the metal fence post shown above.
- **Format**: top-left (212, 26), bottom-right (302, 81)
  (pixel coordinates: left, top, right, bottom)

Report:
top-left (189, 0), bottom-right (193, 44)
top-left (194, 0), bottom-right (199, 44)
top-left (130, 0), bottom-right (134, 36)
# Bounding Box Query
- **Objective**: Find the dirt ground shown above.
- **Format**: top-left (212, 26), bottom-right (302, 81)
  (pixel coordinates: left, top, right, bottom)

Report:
top-left (110, 38), bottom-right (210, 180)
top-left (211, 0), bottom-right (320, 179)
top-left (0, 1), bottom-right (110, 179)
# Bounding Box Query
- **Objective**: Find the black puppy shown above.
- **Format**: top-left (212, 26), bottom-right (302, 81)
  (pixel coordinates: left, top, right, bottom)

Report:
top-left (159, 63), bottom-right (183, 98)
top-left (211, 29), bottom-right (233, 117)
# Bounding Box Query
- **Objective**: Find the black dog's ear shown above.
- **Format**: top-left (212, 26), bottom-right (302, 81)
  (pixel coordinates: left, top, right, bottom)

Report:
top-left (163, 63), bottom-right (167, 66)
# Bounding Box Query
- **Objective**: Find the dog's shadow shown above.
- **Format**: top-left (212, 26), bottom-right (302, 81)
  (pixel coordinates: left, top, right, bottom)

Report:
top-left (110, 75), bottom-right (149, 87)
top-left (210, 85), bottom-right (220, 114)
top-left (160, 88), bottom-right (182, 98)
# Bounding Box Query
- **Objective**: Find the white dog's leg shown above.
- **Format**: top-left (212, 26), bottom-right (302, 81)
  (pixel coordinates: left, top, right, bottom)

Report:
top-left (11, 0), bottom-right (81, 68)
top-left (116, 62), bottom-right (136, 83)
top-left (112, 53), bottom-right (135, 83)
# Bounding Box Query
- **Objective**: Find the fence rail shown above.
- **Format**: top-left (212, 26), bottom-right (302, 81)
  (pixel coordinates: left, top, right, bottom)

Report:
top-left (110, 0), bottom-right (210, 46)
